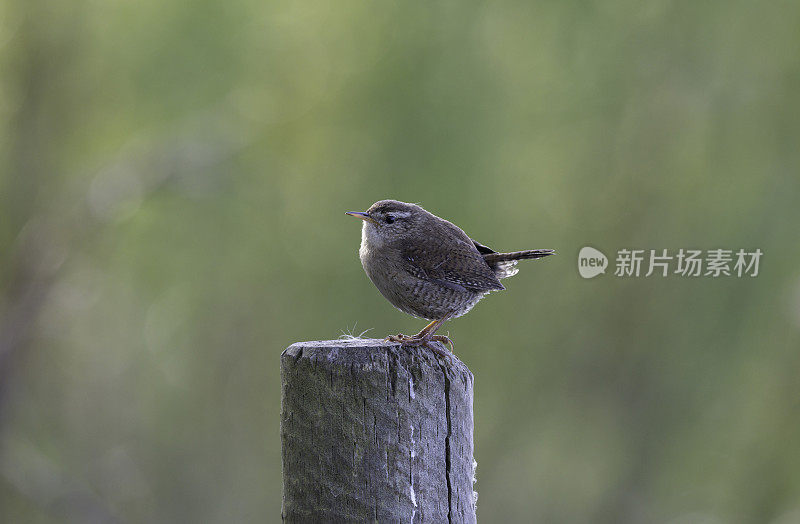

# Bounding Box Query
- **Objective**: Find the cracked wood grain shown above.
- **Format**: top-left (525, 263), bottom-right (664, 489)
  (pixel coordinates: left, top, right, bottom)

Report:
top-left (280, 339), bottom-right (477, 523)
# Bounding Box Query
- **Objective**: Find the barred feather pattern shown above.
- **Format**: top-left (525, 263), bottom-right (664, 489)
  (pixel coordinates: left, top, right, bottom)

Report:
top-left (482, 249), bottom-right (555, 279)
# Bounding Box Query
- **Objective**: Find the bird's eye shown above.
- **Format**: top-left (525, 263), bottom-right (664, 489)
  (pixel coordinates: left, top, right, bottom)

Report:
top-left (385, 215), bottom-right (395, 224)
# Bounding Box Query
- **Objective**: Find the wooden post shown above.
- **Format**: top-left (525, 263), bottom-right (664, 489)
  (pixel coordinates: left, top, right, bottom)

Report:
top-left (280, 339), bottom-right (477, 523)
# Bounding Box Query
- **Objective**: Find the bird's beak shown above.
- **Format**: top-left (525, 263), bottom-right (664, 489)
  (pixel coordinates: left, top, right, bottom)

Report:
top-left (345, 211), bottom-right (377, 224)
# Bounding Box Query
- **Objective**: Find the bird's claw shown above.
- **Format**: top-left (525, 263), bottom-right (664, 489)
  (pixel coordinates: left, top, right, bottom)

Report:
top-left (430, 334), bottom-right (454, 352)
top-left (384, 333), bottom-right (454, 359)
top-left (385, 333), bottom-right (414, 343)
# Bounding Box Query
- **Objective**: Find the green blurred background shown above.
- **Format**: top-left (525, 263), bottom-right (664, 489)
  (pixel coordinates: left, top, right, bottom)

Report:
top-left (2, 0), bottom-right (799, 522)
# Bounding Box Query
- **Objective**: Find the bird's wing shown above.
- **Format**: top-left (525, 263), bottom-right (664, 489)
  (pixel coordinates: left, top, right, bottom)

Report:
top-left (400, 230), bottom-right (504, 292)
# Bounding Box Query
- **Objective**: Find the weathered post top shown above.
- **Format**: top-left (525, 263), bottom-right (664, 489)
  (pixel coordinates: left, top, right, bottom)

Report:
top-left (280, 338), bottom-right (476, 523)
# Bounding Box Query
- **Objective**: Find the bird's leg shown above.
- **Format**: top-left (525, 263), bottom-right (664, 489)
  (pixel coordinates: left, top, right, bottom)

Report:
top-left (412, 317), bottom-right (455, 351)
top-left (414, 318), bottom-right (443, 338)
top-left (385, 319), bottom-right (439, 343)
top-left (385, 313), bottom-right (455, 355)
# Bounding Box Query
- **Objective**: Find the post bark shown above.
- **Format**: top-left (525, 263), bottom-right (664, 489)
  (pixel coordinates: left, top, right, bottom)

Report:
top-left (280, 339), bottom-right (477, 523)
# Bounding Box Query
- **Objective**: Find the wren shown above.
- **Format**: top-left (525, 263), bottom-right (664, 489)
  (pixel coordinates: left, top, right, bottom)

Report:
top-left (346, 200), bottom-right (554, 356)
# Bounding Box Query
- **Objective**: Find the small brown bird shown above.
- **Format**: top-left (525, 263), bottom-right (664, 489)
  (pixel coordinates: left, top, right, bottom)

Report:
top-left (346, 200), bottom-right (554, 355)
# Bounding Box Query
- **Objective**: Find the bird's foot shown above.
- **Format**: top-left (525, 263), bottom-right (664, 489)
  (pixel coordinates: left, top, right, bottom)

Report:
top-left (430, 334), bottom-right (455, 353)
top-left (384, 333), bottom-right (454, 359)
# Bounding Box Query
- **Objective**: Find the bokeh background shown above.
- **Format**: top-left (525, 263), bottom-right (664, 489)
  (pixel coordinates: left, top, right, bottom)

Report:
top-left (2, 1), bottom-right (800, 522)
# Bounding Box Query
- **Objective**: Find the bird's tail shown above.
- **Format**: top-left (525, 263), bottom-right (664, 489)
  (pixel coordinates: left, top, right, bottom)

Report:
top-left (483, 249), bottom-right (555, 264)
top-left (482, 249), bottom-right (555, 279)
